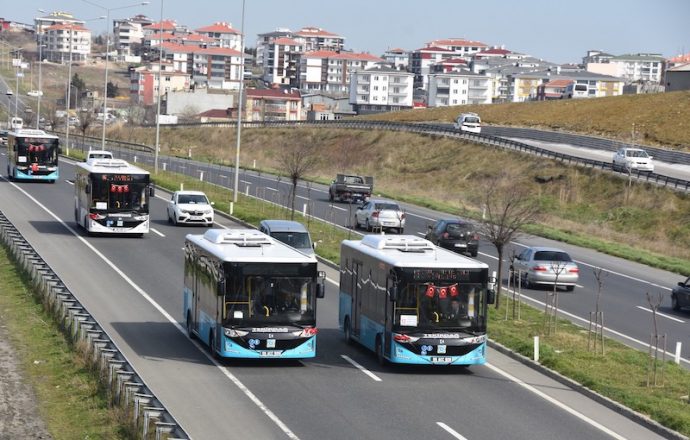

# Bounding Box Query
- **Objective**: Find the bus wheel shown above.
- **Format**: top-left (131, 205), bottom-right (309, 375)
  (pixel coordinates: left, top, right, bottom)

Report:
top-left (186, 312), bottom-right (196, 339)
top-left (344, 317), bottom-right (353, 344)
top-left (376, 336), bottom-right (386, 366)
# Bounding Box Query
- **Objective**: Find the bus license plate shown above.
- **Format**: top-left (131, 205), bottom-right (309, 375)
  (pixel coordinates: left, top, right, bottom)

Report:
top-left (430, 356), bottom-right (452, 364)
top-left (259, 351), bottom-right (282, 357)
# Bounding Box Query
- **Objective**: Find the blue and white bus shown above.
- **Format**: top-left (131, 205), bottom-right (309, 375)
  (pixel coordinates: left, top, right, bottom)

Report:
top-left (339, 235), bottom-right (495, 366)
top-left (184, 229), bottom-right (325, 359)
top-left (6, 129), bottom-right (60, 182)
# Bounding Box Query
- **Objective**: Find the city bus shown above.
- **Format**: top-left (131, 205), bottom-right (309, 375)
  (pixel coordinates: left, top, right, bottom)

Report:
top-left (6, 129), bottom-right (60, 182)
top-left (339, 235), bottom-right (495, 366)
top-left (74, 158), bottom-right (154, 235)
top-left (184, 229), bottom-right (325, 359)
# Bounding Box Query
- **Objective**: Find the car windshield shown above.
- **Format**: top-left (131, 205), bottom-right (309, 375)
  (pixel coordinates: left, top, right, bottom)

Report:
top-left (375, 203), bottom-right (400, 211)
top-left (446, 223), bottom-right (473, 236)
top-left (464, 117), bottom-right (480, 124)
top-left (271, 231), bottom-right (312, 249)
top-left (533, 251), bottom-right (572, 262)
top-left (626, 150), bottom-right (649, 158)
top-left (344, 176), bottom-right (363, 184)
top-left (178, 194), bottom-right (208, 204)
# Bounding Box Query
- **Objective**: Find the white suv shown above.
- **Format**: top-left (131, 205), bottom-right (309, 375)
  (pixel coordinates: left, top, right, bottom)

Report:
top-left (612, 147), bottom-right (654, 173)
top-left (167, 190), bottom-right (214, 226)
top-left (355, 199), bottom-right (405, 234)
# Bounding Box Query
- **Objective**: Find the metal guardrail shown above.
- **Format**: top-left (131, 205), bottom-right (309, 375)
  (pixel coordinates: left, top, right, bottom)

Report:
top-left (0, 211), bottom-right (188, 440)
top-left (135, 120), bottom-right (690, 192)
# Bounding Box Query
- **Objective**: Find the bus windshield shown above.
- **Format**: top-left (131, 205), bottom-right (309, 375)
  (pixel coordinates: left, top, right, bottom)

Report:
top-left (16, 137), bottom-right (59, 165)
top-left (225, 275), bottom-right (315, 326)
top-left (90, 176), bottom-right (150, 213)
top-left (394, 282), bottom-right (485, 331)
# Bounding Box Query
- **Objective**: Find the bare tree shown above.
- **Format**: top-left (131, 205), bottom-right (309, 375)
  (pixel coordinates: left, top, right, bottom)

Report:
top-left (78, 110), bottom-right (94, 149)
top-left (477, 177), bottom-right (540, 309)
top-left (277, 140), bottom-right (319, 221)
top-left (646, 291), bottom-right (666, 387)
top-left (42, 101), bottom-right (60, 132)
top-left (543, 261), bottom-right (567, 335)
top-left (589, 267), bottom-right (607, 354)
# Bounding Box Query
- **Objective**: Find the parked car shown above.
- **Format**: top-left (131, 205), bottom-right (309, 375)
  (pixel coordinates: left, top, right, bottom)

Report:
top-left (354, 199), bottom-right (405, 233)
top-left (671, 277), bottom-right (690, 311)
top-left (259, 219), bottom-right (315, 257)
top-left (612, 147), bottom-right (654, 173)
top-left (512, 246), bottom-right (579, 291)
top-left (424, 219), bottom-right (479, 257)
top-left (167, 190), bottom-right (214, 226)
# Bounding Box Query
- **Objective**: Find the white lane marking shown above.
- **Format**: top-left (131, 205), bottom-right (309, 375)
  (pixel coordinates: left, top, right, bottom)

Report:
top-left (417, 231), bottom-right (425, 236)
top-left (484, 363), bottom-right (627, 440)
top-left (329, 205), bottom-right (347, 212)
top-left (406, 212), bottom-right (436, 222)
top-left (636, 306), bottom-right (685, 323)
top-left (436, 422), bottom-right (468, 440)
top-left (241, 180), bottom-right (251, 185)
top-left (220, 174), bottom-right (228, 178)
top-left (150, 228), bottom-right (165, 238)
top-left (6, 178), bottom-right (300, 440)
top-left (296, 195), bottom-right (308, 200)
top-left (265, 187), bottom-right (279, 192)
top-left (65, 180), bottom-right (74, 185)
top-left (515, 290), bottom-right (690, 365)
top-left (341, 355), bottom-right (382, 382)
top-left (326, 277), bottom-right (338, 286)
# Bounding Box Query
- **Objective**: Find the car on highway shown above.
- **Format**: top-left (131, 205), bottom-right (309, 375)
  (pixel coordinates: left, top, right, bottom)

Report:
top-left (512, 246), bottom-right (579, 291)
top-left (424, 219), bottom-right (479, 257)
top-left (167, 190), bottom-right (214, 226)
top-left (612, 147), bottom-right (654, 173)
top-left (259, 219), bottom-right (315, 257)
top-left (354, 199), bottom-right (405, 233)
top-left (671, 276), bottom-right (690, 311)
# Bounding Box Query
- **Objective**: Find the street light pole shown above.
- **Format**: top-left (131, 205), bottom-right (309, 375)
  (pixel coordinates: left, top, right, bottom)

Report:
top-left (233, 0), bottom-right (246, 203)
top-left (154, 0), bottom-right (164, 174)
top-left (37, 37), bottom-right (43, 129)
top-left (82, 1), bottom-right (149, 149)
top-left (65, 27), bottom-right (73, 155)
top-left (13, 49), bottom-right (21, 120)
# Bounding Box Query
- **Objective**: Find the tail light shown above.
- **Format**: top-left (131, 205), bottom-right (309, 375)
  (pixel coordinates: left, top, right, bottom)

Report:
top-left (569, 267), bottom-right (580, 273)
top-left (400, 213), bottom-right (406, 220)
top-left (472, 234), bottom-right (480, 241)
top-left (372, 211), bottom-right (379, 218)
top-left (300, 327), bottom-right (318, 337)
top-left (89, 213), bottom-right (105, 220)
top-left (532, 265), bottom-right (548, 272)
top-left (442, 232), bottom-right (449, 239)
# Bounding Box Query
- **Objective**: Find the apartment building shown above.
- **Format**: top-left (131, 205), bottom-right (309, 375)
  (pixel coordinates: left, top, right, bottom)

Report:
top-left (349, 64), bottom-right (413, 114)
top-left (426, 38), bottom-right (488, 57)
top-left (195, 22), bottom-right (241, 50)
top-left (409, 46), bottom-right (454, 90)
top-left (158, 43), bottom-right (245, 90)
top-left (34, 11), bottom-right (84, 35)
top-left (294, 26), bottom-right (345, 52)
top-left (513, 71), bottom-right (624, 102)
top-left (113, 15), bottom-right (152, 56)
top-left (427, 71), bottom-right (491, 107)
top-left (586, 52), bottom-right (665, 83)
top-left (245, 88), bottom-right (302, 121)
top-left (43, 23), bottom-right (92, 64)
top-left (382, 48), bottom-right (409, 70)
top-left (129, 62), bottom-right (190, 105)
top-left (300, 50), bottom-right (383, 95)
top-left (142, 20), bottom-right (178, 37)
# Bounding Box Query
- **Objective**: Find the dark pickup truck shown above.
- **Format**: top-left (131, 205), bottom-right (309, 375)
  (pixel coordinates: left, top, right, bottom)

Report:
top-left (328, 174), bottom-right (373, 203)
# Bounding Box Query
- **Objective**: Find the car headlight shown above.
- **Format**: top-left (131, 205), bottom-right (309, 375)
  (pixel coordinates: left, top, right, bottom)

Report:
top-left (180, 209), bottom-right (190, 214)
top-left (224, 328), bottom-right (248, 337)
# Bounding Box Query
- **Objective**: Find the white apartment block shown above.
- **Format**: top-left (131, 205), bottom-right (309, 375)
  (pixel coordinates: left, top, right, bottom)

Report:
top-left (160, 43), bottom-right (244, 90)
top-left (426, 38), bottom-right (488, 58)
top-left (427, 72), bottom-right (491, 107)
top-left (43, 23), bottom-right (92, 64)
top-left (609, 53), bottom-right (665, 83)
top-left (195, 22), bottom-right (241, 50)
top-left (113, 17), bottom-right (152, 56)
top-left (382, 48), bottom-right (409, 69)
top-left (349, 65), bottom-right (413, 114)
top-left (34, 11), bottom-right (84, 35)
top-left (300, 50), bottom-right (383, 95)
top-left (294, 26), bottom-right (345, 52)
top-left (411, 39), bottom-right (489, 91)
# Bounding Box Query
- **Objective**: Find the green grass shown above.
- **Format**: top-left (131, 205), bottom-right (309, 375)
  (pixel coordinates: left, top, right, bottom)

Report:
top-left (0, 245), bottom-right (132, 439)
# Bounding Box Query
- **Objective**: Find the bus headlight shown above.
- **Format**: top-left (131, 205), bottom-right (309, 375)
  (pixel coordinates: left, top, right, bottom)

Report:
top-left (133, 215), bottom-right (148, 221)
top-left (224, 328), bottom-right (249, 338)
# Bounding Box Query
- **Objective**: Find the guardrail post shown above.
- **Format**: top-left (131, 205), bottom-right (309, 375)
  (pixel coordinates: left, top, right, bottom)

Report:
top-left (142, 406), bottom-right (166, 438)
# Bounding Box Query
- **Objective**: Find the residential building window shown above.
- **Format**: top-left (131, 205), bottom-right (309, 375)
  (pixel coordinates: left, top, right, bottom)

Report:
top-left (374, 76), bottom-right (379, 80)
top-left (453, 79), bottom-right (458, 84)
top-left (452, 99), bottom-right (457, 104)
top-left (462, 79), bottom-right (467, 84)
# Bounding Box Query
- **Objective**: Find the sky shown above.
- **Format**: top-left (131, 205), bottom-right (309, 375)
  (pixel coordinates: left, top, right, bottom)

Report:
top-left (9, 0), bottom-right (690, 63)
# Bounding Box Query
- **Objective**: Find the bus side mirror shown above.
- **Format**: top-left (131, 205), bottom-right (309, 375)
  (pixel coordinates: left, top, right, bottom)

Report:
top-left (149, 186), bottom-right (155, 197)
top-left (85, 184), bottom-right (91, 194)
top-left (487, 289), bottom-right (496, 305)
top-left (487, 271), bottom-right (497, 304)
top-left (58, 147), bottom-right (63, 154)
top-left (316, 283), bottom-right (325, 299)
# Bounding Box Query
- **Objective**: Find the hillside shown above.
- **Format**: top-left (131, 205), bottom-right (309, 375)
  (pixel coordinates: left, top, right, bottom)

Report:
top-left (365, 91), bottom-right (690, 150)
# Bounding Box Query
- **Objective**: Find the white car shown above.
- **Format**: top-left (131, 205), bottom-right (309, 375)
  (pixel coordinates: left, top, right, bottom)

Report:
top-left (612, 147), bottom-right (654, 173)
top-left (354, 199), bottom-right (405, 234)
top-left (167, 190), bottom-right (214, 226)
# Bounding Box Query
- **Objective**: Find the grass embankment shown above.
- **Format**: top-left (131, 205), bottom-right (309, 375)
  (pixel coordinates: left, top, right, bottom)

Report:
top-left (364, 90), bottom-right (690, 150)
top-left (105, 125), bottom-right (690, 275)
top-left (0, 245), bottom-right (131, 439)
top-left (97, 158), bottom-right (690, 436)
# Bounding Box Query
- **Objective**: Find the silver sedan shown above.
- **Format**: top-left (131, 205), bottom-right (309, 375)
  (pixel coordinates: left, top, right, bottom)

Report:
top-left (512, 246), bottom-right (579, 291)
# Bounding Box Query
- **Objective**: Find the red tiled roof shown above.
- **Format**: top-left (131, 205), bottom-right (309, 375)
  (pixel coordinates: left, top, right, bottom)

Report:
top-left (386, 48), bottom-right (406, 53)
top-left (45, 24), bottom-right (88, 32)
top-left (144, 20), bottom-right (176, 30)
top-left (296, 27), bottom-right (339, 37)
top-left (161, 42), bottom-right (197, 53)
top-left (274, 37), bottom-right (301, 45)
top-left (196, 47), bottom-right (242, 56)
top-left (183, 34), bottom-right (216, 42)
top-left (198, 109), bottom-right (230, 118)
top-left (144, 32), bottom-right (176, 41)
top-left (415, 46), bottom-right (453, 53)
top-left (246, 89), bottom-right (301, 99)
top-left (477, 48), bottom-right (512, 55)
top-left (668, 52), bottom-right (690, 63)
top-left (442, 58), bottom-right (468, 64)
top-left (544, 79), bottom-right (573, 87)
top-left (196, 22), bottom-right (240, 34)
top-left (303, 50), bottom-right (383, 62)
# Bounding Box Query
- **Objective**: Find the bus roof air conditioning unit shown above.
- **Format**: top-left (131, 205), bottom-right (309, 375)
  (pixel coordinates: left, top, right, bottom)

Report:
top-left (204, 229), bottom-right (272, 247)
top-left (361, 235), bottom-right (434, 252)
